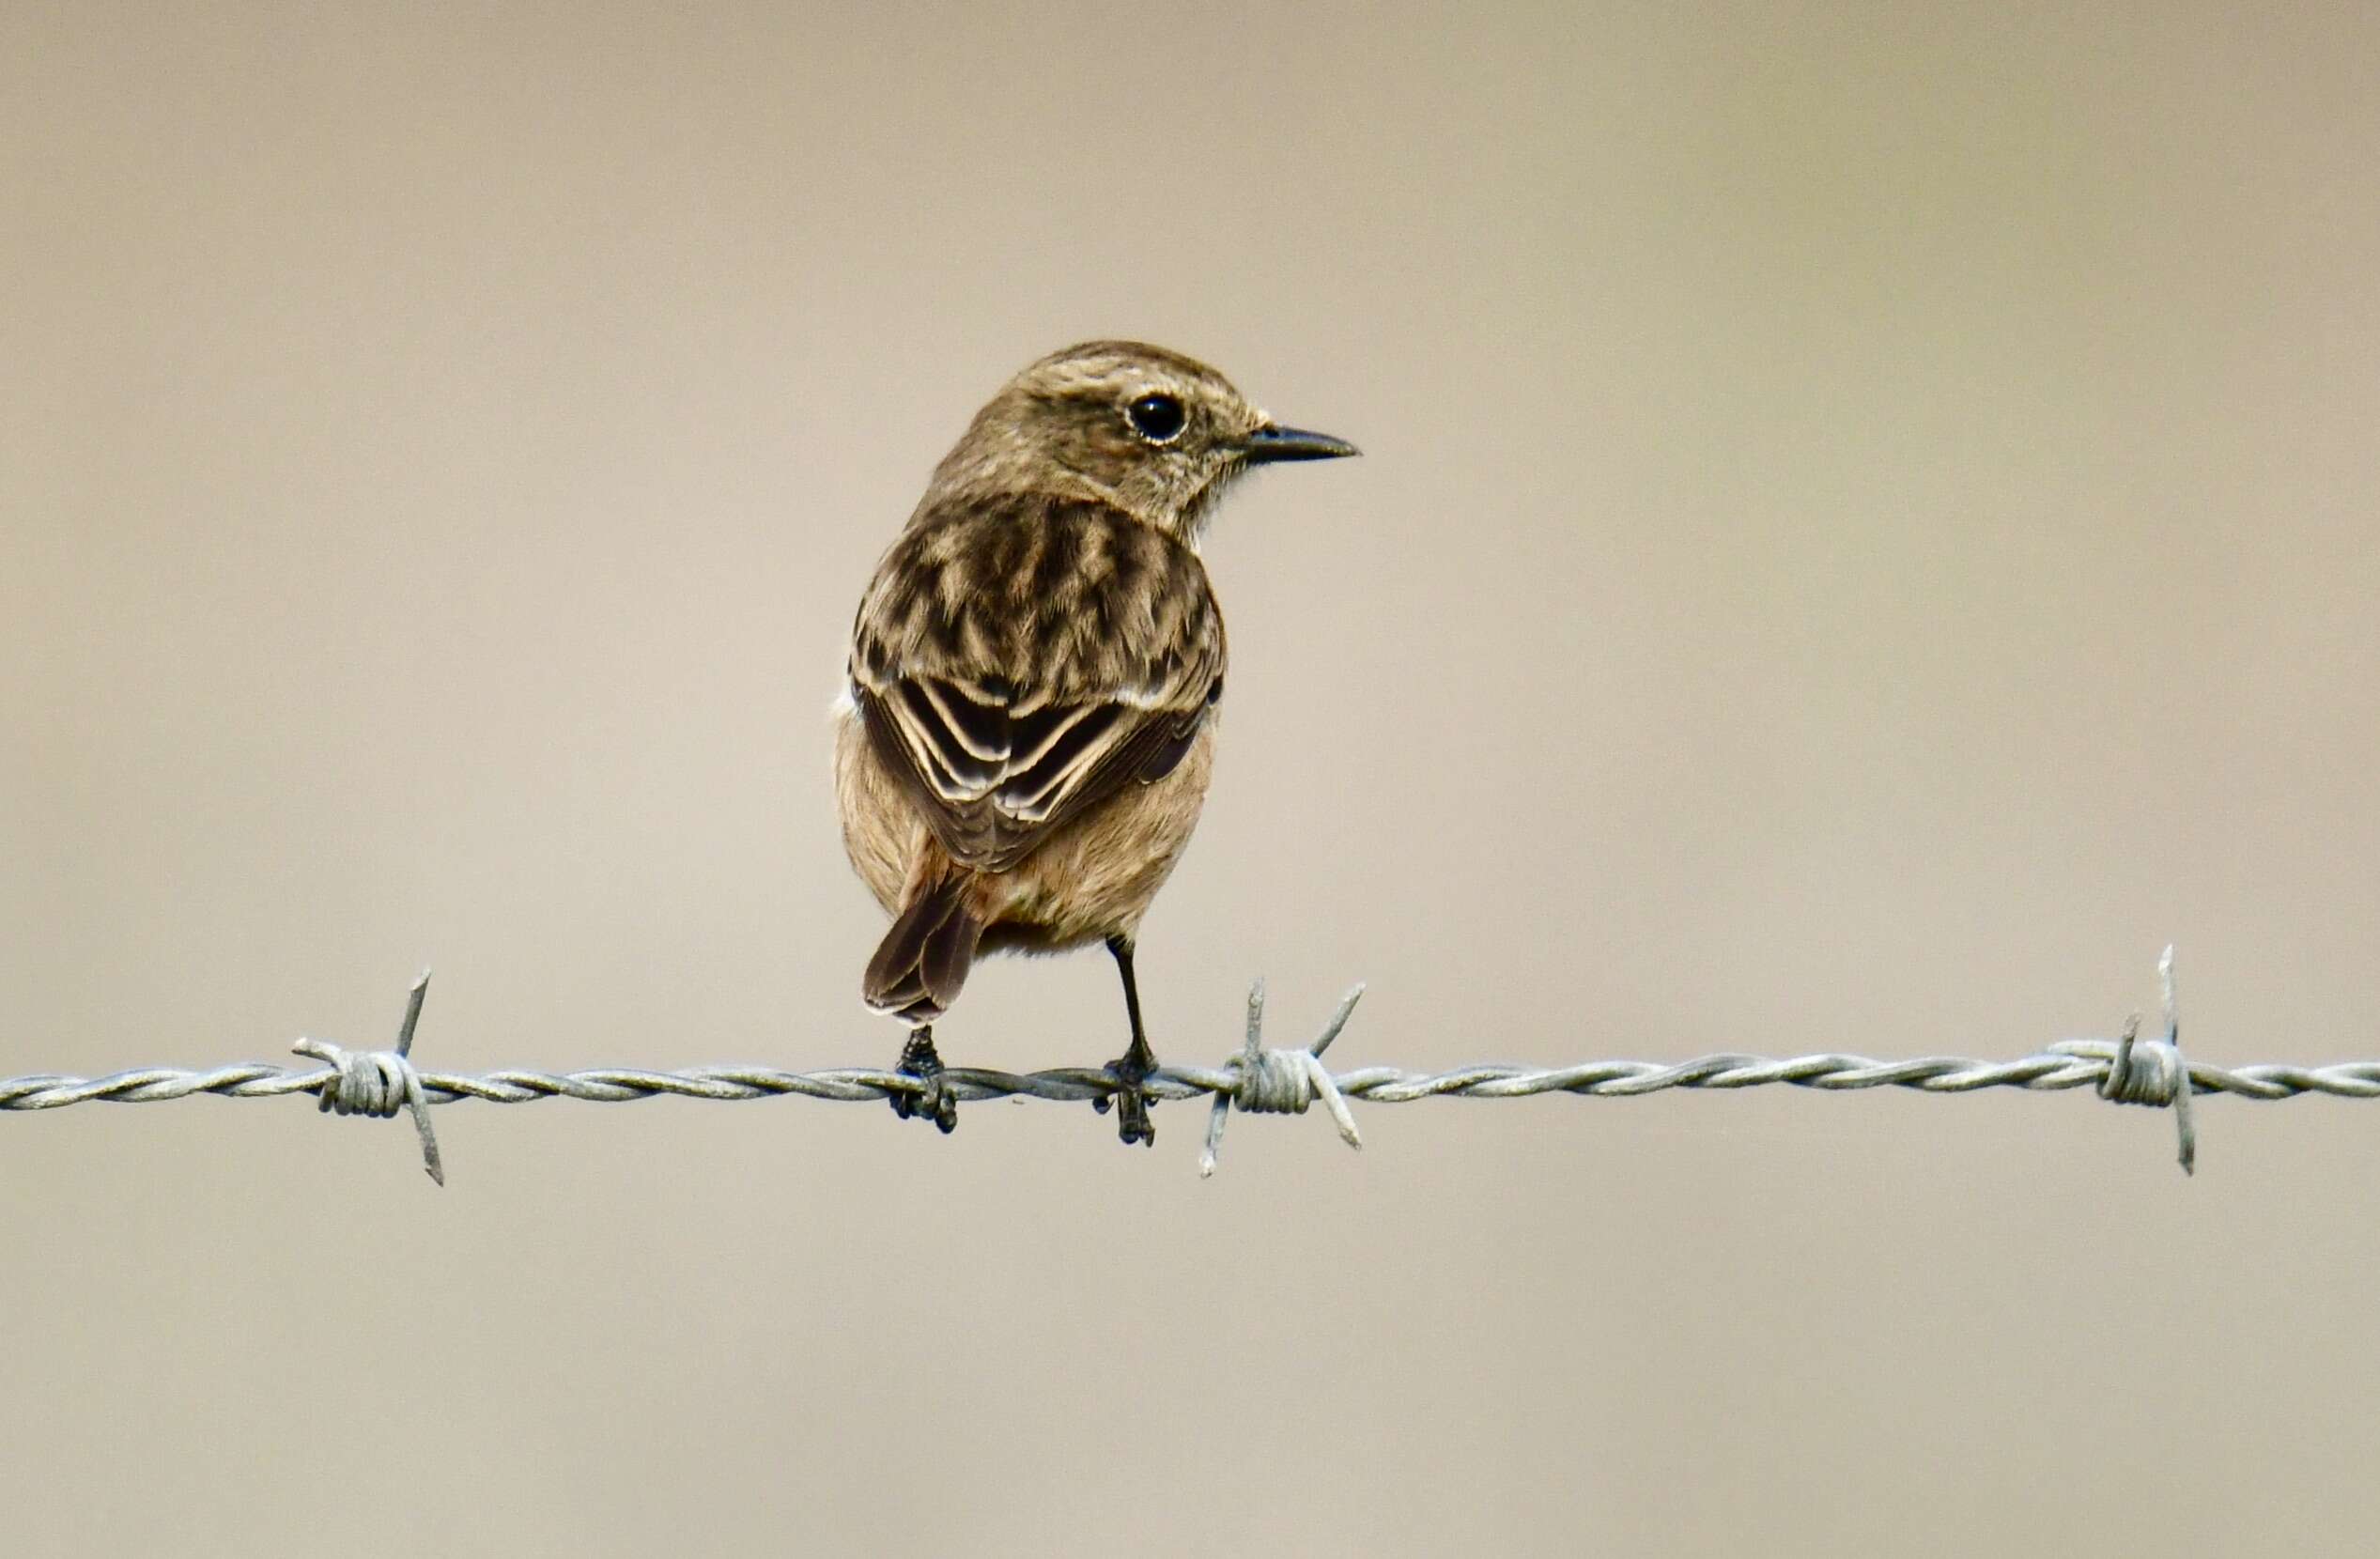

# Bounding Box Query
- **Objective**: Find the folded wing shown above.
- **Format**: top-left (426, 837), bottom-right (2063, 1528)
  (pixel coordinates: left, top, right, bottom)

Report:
top-left (849, 496), bottom-right (1225, 872)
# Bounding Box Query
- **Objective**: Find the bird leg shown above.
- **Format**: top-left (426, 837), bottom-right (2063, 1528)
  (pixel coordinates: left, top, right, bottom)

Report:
top-left (1093, 935), bottom-right (1158, 1147)
top-left (889, 1024), bottom-right (957, 1134)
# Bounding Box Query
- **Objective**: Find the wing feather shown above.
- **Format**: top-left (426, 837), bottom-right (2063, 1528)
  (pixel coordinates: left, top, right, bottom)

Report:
top-left (847, 496), bottom-right (1224, 871)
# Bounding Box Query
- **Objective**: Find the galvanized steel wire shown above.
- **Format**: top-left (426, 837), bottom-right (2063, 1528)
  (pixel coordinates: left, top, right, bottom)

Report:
top-left (4, 949), bottom-right (2362, 1181)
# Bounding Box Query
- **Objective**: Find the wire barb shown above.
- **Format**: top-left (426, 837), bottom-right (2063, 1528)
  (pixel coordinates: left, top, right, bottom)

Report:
top-left (9, 950), bottom-right (2373, 1183)
top-left (289, 970), bottom-right (444, 1185)
top-left (2090, 946), bottom-right (2196, 1175)
top-left (1199, 979), bottom-right (1366, 1178)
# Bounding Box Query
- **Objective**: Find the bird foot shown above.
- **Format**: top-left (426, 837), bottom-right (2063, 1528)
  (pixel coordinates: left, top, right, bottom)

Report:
top-left (890, 1028), bottom-right (957, 1134)
top-left (1093, 1045), bottom-right (1158, 1147)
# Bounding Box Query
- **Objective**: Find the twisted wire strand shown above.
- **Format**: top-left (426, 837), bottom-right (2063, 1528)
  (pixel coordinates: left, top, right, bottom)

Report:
top-left (5, 952), bottom-right (2366, 1181)
top-left (10, 1049), bottom-right (2380, 1113)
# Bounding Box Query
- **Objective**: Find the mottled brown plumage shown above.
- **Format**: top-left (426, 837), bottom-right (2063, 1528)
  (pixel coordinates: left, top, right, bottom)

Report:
top-left (849, 495), bottom-right (1225, 872)
top-left (834, 340), bottom-right (1355, 1143)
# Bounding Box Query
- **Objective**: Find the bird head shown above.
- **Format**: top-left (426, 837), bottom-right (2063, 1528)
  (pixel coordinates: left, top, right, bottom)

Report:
top-left (920, 340), bottom-right (1358, 540)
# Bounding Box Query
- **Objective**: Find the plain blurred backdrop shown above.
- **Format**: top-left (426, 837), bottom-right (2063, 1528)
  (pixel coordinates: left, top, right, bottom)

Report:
top-left (5, 3), bottom-right (2378, 1554)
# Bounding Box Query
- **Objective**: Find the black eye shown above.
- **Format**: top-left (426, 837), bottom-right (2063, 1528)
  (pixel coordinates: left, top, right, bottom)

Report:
top-left (1127, 393), bottom-right (1186, 443)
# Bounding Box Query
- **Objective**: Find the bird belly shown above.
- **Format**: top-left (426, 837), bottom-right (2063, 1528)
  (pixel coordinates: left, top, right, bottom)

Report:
top-left (981, 720), bottom-right (1217, 949)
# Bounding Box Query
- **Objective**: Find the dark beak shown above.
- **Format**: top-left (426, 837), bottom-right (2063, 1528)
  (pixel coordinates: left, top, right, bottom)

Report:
top-left (1242, 423), bottom-right (1361, 464)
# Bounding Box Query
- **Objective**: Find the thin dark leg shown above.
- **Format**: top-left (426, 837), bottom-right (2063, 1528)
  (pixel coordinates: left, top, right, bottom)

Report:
top-left (1093, 934), bottom-right (1157, 1147)
top-left (890, 1024), bottom-right (956, 1134)
top-left (1112, 936), bottom-right (1152, 1061)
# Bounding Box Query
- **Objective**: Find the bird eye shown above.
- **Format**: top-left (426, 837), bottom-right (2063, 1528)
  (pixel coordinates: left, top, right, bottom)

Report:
top-left (1126, 393), bottom-right (1186, 444)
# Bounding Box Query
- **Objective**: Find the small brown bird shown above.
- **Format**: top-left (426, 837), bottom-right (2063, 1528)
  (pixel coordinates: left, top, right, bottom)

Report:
top-left (834, 340), bottom-right (1356, 1144)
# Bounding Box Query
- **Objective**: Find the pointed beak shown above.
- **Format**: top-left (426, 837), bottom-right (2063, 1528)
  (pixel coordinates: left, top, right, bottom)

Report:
top-left (1241, 423), bottom-right (1361, 464)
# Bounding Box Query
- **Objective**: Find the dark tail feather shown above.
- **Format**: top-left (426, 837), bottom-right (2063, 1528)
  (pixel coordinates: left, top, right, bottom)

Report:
top-left (863, 870), bottom-right (984, 1022)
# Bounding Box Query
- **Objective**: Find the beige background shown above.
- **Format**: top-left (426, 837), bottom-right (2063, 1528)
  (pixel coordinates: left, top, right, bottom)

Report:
top-left (5, 3), bottom-right (2378, 1554)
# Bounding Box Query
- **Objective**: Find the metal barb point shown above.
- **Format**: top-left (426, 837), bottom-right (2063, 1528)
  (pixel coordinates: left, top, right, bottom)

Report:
top-left (2097, 947), bottom-right (2195, 1176)
top-left (2163, 946), bottom-right (2196, 1176)
top-left (291, 971), bottom-right (445, 1186)
top-left (1200, 979), bottom-right (1367, 1178)
top-left (397, 969), bottom-right (430, 1058)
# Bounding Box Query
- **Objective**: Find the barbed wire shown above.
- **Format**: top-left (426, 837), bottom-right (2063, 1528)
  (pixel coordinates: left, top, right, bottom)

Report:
top-left (5, 949), bottom-right (2368, 1182)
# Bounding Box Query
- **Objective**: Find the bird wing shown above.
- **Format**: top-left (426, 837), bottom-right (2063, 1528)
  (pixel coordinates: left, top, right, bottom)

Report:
top-left (848, 495), bottom-right (1226, 872)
